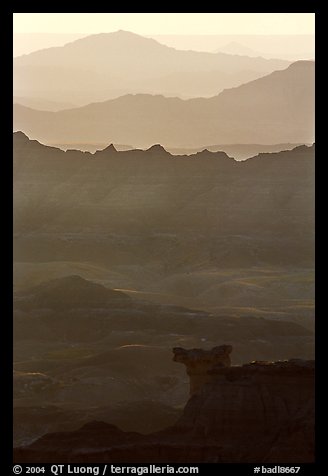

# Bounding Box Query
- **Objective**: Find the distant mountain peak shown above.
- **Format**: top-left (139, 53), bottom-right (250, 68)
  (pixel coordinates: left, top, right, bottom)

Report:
top-left (13, 131), bottom-right (30, 142)
top-left (73, 29), bottom-right (162, 48)
top-left (196, 148), bottom-right (232, 161)
top-left (95, 30), bottom-right (146, 41)
top-left (291, 144), bottom-right (315, 153)
top-left (114, 29), bottom-right (142, 37)
top-left (287, 60), bottom-right (314, 70)
top-left (13, 131), bottom-right (44, 149)
top-left (103, 143), bottom-right (117, 154)
top-left (146, 144), bottom-right (170, 155)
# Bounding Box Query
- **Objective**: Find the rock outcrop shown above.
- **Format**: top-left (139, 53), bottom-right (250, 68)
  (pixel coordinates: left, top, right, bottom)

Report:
top-left (14, 351), bottom-right (314, 463)
top-left (173, 345), bottom-right (232, 395)
top-left (175, 358), bottom-right (314, 462)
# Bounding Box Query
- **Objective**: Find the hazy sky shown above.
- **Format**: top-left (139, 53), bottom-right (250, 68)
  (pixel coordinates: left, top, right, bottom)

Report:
top-left (13, 13), bottom-right (314, 35)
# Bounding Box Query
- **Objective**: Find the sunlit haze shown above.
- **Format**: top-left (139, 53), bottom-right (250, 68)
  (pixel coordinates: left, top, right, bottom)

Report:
top-left (13, 13), bottom-right (315, 35)
top-left (13, 13), bottom-right (315, 58)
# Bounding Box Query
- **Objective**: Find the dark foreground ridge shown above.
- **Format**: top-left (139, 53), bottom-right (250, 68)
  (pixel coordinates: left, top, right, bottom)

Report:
top-left (13, 131), bottom-right (315, 270)
top-left (14, 347), bottom-right (314, 464)
top-left (13, 130), bottom-right (234, 161)
top-left (13, 130), bottom-right (315, 162)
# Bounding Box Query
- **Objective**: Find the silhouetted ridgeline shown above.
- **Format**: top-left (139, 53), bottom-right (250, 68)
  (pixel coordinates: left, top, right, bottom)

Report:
top-left (13, 132), bottom-right (314, 269)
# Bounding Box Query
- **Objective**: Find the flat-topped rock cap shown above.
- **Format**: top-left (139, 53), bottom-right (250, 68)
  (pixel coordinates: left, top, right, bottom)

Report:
top-left (173, 345), bottom-right (232, 363)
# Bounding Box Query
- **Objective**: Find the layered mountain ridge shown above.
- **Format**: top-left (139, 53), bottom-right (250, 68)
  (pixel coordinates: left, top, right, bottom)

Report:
top-left (13, 61), bottom-right (314, 147)
top-left (14, 30), bottom-right (290, 104)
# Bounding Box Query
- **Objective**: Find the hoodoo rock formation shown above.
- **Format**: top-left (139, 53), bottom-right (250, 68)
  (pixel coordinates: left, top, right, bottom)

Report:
top-left (13, 348), bottom-right (314, 463)
top-left (173, 345), bottom-right (232, 395)
top-left (176, 358), bottom-right (314, 462)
